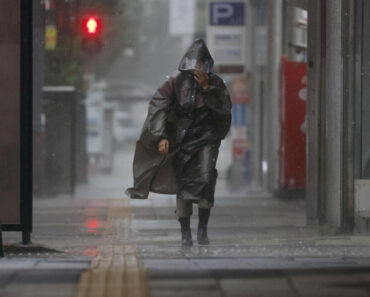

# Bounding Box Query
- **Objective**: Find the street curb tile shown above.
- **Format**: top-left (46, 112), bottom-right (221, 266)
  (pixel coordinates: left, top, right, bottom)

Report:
top-left (74, 199), bottom-right (151, 297)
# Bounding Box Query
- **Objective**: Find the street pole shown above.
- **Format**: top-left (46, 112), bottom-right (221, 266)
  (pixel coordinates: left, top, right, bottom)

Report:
top-left (306, 0), bottom-right (356, 230)
top-left (0, 224), bottom-right (3, 257)
top-left (265, 0), bottom-right (283, 192)
top-left (322, 0), bottom-right (344, 228)
top-left (32, 0), bottom-right (45, 197)
top-left (250, 0), bottom-right (267, 188)
top-left (306, 0), bottom-right (322, 224)
top-left (21, 0), bottom-right (33, 245)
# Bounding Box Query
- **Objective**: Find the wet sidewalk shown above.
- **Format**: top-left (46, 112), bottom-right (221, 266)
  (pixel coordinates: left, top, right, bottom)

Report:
top-left (3, 194), bottom-right (370, 297)
top-left (2, 150), bottom-right (370, 297)
top-left (131, 194), bottom-right (370, 297)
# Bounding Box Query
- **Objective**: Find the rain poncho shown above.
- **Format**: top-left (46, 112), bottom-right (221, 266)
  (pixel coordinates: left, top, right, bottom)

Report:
top-left (125, 39), bottom-right (232, 205)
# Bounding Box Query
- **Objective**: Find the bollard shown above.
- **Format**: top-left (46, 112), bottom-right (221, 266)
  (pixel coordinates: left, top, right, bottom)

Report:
top-left (0, 224), bottom-right (4, 257)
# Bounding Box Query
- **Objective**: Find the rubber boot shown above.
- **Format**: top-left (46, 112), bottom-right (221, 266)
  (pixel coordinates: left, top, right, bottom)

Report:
top-left (197, 208), bottom-right (210, 245)
top-left (178, 217), bottom-right (193, 247)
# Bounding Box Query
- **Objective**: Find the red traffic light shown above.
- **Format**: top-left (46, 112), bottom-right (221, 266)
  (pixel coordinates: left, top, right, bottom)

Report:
top-left (81, 15), bottom-right (102, 37)
top-left (86, 18), bottom-right (98, 34)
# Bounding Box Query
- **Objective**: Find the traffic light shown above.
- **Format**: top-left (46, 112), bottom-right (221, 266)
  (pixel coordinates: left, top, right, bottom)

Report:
top-left (82, 16), bottom-right (102, 37)
top-left (81, 14), bottom-right (103, 54)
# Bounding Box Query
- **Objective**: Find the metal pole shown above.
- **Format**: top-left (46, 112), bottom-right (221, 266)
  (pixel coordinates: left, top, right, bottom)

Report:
top-left (324, 0), bottom-right (344, 227)
top-left (341, 0), bottom-right (356, 232)
top-left (20, 0), bottom-right (33, 245)
top-left (32, 0), bottom-right (45, 196)
top-left (306, 0), bottom-right (322, 224)
top-left (71, 92), bottom-right (76, 195)
top-left (22, 231), bottom-right (31, 245)
top-left (0, 224), bottom-right (4, 257)
top-left (250, 0), bottom-right (267, 188)
top-left (266, 0), bottom-right (283, 192)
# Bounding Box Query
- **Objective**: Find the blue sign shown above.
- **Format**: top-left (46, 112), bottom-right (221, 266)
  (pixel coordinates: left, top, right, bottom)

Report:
top-left (210, 2), bottom-right (245, 26)
top-left (232, 104), bottom-right (247, 126)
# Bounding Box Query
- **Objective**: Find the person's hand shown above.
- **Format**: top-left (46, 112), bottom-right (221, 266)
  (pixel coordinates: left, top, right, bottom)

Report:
top-left (192, 70), bottom-right (209, 90)
top-left (158, 139), bottom-right (169, 154)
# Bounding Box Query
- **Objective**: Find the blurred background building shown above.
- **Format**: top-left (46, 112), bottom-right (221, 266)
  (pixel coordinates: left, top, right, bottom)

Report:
top-left (2, 0), bottom-right (370, 234)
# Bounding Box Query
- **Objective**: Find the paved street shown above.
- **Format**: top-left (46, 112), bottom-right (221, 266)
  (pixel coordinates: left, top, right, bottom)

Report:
top-left (2, 150), bottom-right (370, 297)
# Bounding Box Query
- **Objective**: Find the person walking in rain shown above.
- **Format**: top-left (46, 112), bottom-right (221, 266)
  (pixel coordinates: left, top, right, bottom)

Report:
top-left (126, 39), bottom-right (232, 247)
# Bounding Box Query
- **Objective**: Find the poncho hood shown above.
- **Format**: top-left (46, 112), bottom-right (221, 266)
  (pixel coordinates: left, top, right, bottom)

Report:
top-left (178, 39), bottom-right (214, 74)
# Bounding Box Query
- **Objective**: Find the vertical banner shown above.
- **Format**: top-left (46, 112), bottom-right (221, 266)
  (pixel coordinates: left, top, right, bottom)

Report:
top-left (207, 0), bottom-right (247, 74)
top-left (279, 57), bottom-right (307, 189)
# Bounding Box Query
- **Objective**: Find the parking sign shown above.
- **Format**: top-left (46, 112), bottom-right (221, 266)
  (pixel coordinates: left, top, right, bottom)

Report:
top-left (207, 1), bottom-right (247, 73)
top-left (210, 2), bottom-right (245, 26)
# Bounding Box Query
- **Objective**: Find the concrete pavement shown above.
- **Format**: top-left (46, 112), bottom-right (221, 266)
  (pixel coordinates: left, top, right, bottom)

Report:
top-left (2, 149), bottom-right (370, 296)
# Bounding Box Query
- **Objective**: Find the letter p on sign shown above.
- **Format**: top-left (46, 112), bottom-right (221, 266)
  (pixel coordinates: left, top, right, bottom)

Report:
top-left (210, 2), bottom-right (245, 26)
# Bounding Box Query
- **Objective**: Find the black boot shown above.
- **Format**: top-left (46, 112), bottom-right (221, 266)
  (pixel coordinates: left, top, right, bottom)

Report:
top-left (197, 208), bottom-right (210, 245)
top-left (178, 217), bottom-right (193, 247)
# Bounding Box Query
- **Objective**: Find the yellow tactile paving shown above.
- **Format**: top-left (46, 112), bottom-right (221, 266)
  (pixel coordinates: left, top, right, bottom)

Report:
top-left (74, 199), bottom-right (151, 297)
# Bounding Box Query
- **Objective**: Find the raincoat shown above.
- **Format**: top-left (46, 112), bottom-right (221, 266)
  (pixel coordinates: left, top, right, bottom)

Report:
top-left (125, 39), bottom-right (232, 205)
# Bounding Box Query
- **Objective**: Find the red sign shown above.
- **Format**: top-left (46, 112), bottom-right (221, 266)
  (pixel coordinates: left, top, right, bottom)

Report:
top-left (279, 57), bottom-right (307, 189)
